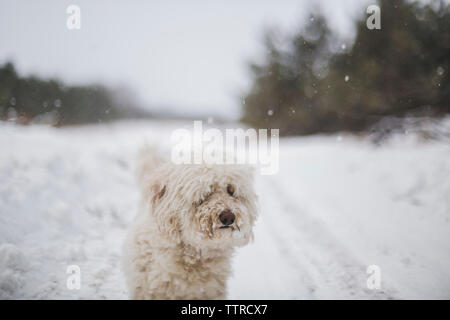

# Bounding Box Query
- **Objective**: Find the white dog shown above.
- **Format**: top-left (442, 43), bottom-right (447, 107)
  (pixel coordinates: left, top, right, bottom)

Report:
top-left (122, 146), bottom-right (258, 299)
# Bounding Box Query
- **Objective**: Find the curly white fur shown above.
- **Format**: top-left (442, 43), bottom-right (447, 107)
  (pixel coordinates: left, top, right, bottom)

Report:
top-left (122, 146), bottom-right (258, 299)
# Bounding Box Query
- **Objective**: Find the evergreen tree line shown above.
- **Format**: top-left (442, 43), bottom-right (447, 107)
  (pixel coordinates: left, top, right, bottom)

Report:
top-left (0, 62), bottom-right (147, 125)
top-left (241, 0), bottom-right (450, 135)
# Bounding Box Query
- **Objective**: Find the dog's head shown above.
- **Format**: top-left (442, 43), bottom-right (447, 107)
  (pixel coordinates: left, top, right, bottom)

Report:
top-left (147, 164), bottom-right (258, 249)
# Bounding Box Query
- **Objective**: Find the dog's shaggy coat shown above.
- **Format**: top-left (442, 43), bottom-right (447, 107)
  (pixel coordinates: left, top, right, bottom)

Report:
top-left (122, 147), bottom-right (258, 299)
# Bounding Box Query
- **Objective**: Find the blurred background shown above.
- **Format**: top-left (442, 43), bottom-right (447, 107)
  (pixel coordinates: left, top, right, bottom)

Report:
top-left (1, 0), bottom-right (450, 300)
top-left (0, 0), bottom-right (449, 136)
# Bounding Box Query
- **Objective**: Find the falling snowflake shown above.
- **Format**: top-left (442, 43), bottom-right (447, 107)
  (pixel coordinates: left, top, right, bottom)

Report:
top-left (437, 66), bottom-right (444, 76)
top-left (344, 75), bottom-right (350, 82)
top-left (267, 109), bottom-right (274, 116)
top-left (54, 99), bottom-right (62, 108)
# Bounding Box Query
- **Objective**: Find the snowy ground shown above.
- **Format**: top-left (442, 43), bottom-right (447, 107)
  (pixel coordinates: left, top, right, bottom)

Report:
top-left (1, 119), bottom-right (450, 299)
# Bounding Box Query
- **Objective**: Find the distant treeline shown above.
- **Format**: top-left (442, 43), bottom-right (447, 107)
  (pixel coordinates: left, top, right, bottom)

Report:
top-left (241, 0), bottom-right (450, 135)
top-left (0, 62), bottom-right (149, 125)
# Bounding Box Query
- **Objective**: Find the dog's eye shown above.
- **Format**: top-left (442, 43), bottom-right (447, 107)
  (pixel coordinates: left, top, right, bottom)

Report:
top-left (227, 185), bottom-right (235, 196)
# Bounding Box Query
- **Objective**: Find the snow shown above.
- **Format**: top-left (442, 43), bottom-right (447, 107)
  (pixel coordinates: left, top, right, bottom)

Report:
top-left (1, 119), bottom-right (450, 299)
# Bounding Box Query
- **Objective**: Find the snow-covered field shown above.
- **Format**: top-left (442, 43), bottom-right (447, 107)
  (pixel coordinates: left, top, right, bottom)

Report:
top-left (1, 119), bottom-right (449, 299)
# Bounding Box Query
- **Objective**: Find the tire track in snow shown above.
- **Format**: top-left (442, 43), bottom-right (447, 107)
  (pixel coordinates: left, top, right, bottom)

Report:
top-left (259, 176), bottom-right (396, 299)
top-left (252, 179), bottom-right (318, 299)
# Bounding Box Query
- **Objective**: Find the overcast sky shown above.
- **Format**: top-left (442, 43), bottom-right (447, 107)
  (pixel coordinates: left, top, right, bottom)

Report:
top-left (0, 0), bottom-right (371, 120)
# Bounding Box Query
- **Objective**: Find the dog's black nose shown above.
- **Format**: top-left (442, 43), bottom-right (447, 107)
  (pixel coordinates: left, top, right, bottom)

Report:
top-left (219, 210), bottom-right (235, 226)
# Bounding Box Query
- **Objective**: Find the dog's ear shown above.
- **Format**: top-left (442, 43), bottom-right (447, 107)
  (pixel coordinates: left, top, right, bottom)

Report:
top-left (151, 183), bottom-right (166, 206)
top-left (150, 183), bottom-right (182, 242)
